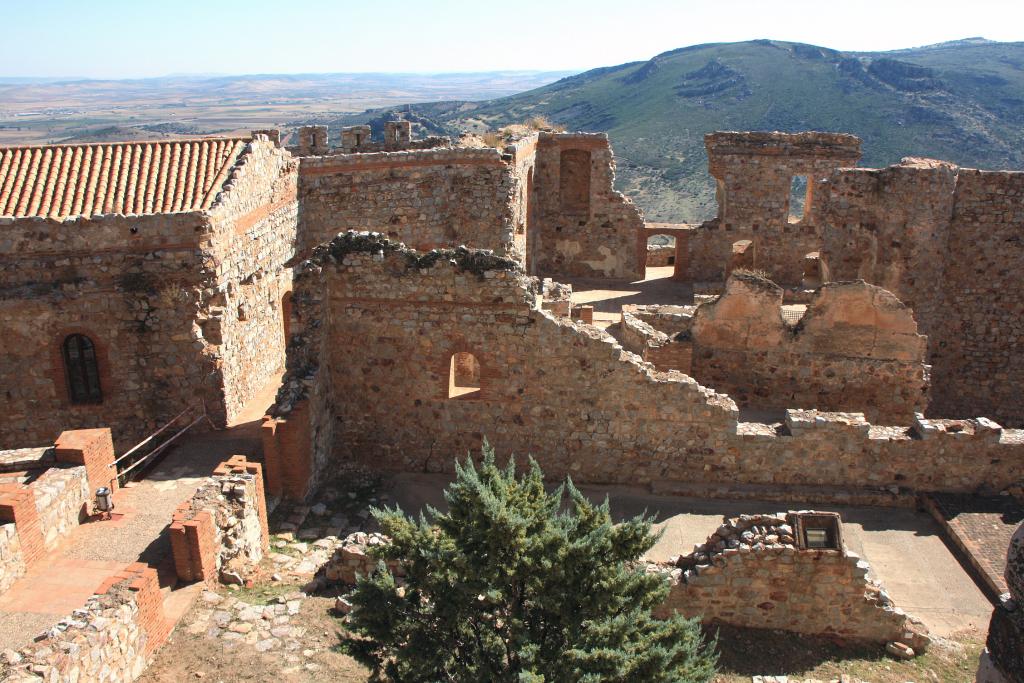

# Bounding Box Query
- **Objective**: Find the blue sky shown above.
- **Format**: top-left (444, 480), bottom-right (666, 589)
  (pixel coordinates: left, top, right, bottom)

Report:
top-left (2, 0), bottom-right (1023, 78)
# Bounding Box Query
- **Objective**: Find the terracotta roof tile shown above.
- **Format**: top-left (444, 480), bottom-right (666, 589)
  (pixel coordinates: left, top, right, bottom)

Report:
top-left (0, 137), bottom-right (248, 219)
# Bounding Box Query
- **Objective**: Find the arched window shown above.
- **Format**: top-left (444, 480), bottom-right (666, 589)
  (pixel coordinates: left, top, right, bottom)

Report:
top-left (448, 352), bottom-right (480, 399)
top-left (62, 334), bottom-right (102, 404)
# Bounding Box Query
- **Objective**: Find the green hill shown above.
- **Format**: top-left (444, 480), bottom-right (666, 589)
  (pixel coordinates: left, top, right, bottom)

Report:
top-left (330, 38), bottom-right (1024, 221)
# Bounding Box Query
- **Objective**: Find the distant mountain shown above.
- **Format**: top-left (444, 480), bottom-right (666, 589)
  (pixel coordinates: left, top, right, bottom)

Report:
top-left (332, 39), bottom-right (1024, 221)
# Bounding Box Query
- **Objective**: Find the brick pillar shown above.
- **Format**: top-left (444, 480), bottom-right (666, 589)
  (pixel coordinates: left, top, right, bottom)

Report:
top-left (0, 484), bottom-right (45, 566)
top-left (214, 455), bottom-right (270, 553)
top-left (54, 428), bottom-right (117, 493)
top-left (96, 563), bottom-right (170, 656)
top-left (169, 506), bottom-right (217, 583)
top-left (261, 401), bottom-right (314, 501)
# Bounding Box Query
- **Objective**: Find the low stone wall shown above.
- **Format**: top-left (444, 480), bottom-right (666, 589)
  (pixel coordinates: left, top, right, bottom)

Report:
top-left (653, 511), bottom-right (930, 651)
top-left (0, 522), bottom-right (25, 595)
top-left (32, 465), bottom-right (88, 551)
top-left (1, 563), bottom-right (169, 682)
top-left (170, 456), bottom-right (269, 584)
top-left (646, 244), bottom-right (675, 267)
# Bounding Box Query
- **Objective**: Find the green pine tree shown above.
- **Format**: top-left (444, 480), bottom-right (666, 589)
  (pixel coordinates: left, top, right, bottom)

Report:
top-left (340, 441), bottom-right (717, 682)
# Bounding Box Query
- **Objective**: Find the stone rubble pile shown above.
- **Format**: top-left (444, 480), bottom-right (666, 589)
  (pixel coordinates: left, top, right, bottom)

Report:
top-left (672, 513), bottom-right (797, 580)
top-left (317, 532), bottom-right (403, 586)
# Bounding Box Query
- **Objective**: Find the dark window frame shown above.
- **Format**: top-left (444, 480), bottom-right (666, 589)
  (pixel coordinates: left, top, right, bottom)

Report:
top-left (62, 333), bottom-right (103, 405)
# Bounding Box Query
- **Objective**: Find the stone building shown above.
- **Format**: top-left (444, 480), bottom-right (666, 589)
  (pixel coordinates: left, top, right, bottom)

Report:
top-left (1, 124), bottom-right (1022, 501)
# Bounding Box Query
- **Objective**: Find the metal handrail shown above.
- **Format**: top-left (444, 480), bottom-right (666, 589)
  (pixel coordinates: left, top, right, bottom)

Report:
top-left (110, 405), bottom-right (193, 467)
top-left (110, 402), bottom-right (218, 483)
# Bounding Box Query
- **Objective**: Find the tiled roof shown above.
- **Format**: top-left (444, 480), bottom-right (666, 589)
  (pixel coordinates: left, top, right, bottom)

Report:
top-left (0, 138), bottom-right (248, 219)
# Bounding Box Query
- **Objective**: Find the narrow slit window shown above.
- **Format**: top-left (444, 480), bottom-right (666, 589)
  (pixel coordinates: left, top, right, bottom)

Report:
top-left (789, 175), bottom-right (808, 221)
top-left (62, 334), bottom-right (102, 404)
top-left (448, 352), bottom-right (480, 398)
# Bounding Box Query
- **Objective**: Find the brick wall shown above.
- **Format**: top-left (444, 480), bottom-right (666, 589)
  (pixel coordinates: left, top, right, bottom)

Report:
top-left (265, 233), bottom-right (1024, 501)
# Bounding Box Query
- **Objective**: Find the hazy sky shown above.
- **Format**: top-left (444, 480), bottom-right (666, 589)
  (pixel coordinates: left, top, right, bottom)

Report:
top-left (3, 0), bottom-right (1023, 79)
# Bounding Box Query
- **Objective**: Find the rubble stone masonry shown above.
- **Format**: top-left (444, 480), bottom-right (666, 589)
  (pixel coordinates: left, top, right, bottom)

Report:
top-left (533, 133), bottom-right (643, 279)
top-left (263, 233), bottom-right (1024, 500)
top-left (297, 147), bottom-right (517, 258)
top-left (653, 512), bottom-right (930, 650)
top-left (686, 132), bottom-right (861, 287)
top-left (686, 274), bottom-right (929, 423)
top-left (821, 161), bottom-right (1024, 426)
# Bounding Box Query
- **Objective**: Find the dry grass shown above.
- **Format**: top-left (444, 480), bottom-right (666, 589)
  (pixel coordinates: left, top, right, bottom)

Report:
top-left (525, 115), bottom-right (564, 132)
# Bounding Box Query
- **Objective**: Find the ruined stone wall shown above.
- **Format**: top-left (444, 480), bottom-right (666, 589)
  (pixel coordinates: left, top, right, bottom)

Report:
top-left (2, 563), bottom-right (169, 682)
top-left (0, 522), bottom-right (25, 595)
top-left (532, 133), bottom-right (643, 279)
top-left (169, 456), bottom-right (269, 584)
top-left (0, 213), bottom-right (217, 449)
top-left (206, 137), bottom-right (299, 422)
top-left (934, 170), bottom-right (1024, 425)
top-left (689, 132), bottom-right (861, 287)
top-left (264, 234), bottom-right (1024, 500)
top-left (820, 162), bottom-right (1024, 426)
top-left (688, 274), bottom-right (929, 424)
top-left (504, 135), bottom-right (538, 270)
top-left (654, 512), bottom-right (929, 649)
top-left (297, 148), bottom-right (516, 258)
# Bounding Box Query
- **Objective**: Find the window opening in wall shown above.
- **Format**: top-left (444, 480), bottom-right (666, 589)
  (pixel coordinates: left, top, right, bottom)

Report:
top-left (559, 149), bottom-right (591, 214)
top-left (795, 513), bottom-right (842, 550)
top-left (62, 333), bottom-right (102, 404)
top-left (449, 352), bottom-right (481, 398)
top-left (789, 175), bottom-right (808, 222)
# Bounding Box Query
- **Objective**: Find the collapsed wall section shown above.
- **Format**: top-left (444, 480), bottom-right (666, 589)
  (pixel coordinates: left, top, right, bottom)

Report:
top-left (532, 133), bottom-right (643, 279)
top-left (263, 233), bottom-right (1024, 501)
top-left (687, 274), bottom-right (929, 423)
top-left (654, 511), bottom-right (930, 650)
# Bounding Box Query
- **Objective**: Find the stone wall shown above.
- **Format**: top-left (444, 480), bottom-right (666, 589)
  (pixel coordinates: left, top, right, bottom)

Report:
top-left (686, 132), bottom-right (861, 287)
top-left (532, 133), bottom-right (643, 279)
top-left (0, 135), bottom-right (298, 448)
top-left (31, 466), bottom-right (88, 551)
top-left (297, 147), bottom-right (517, 258)
top-left (263, 233), bottom-right (1024, 501)
top-left (653, 511), bottom-right (930, 650)
top-left (820, 161), bottom-right (1024, 427)
top-left (0, 522), bottom-right (25, 595)
top-left (0, 211), bottom-right (215, 449)
top-left (170, 456), bottom-right (269, 584)
top-left (982, 522), bottom-right (1023, 682)
top-left (688, 274), bottom-right (929, 423)
top-left (1, 563), bottom-right (169, 682)
top-left (206, 135), bottom-right (299, 422)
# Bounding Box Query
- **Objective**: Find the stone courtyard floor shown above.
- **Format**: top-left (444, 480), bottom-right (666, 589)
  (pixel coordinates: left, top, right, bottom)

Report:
top-left (564, 265), bottom-right (691, 331)
top-left (140, 468), bottom-right (994, 683)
